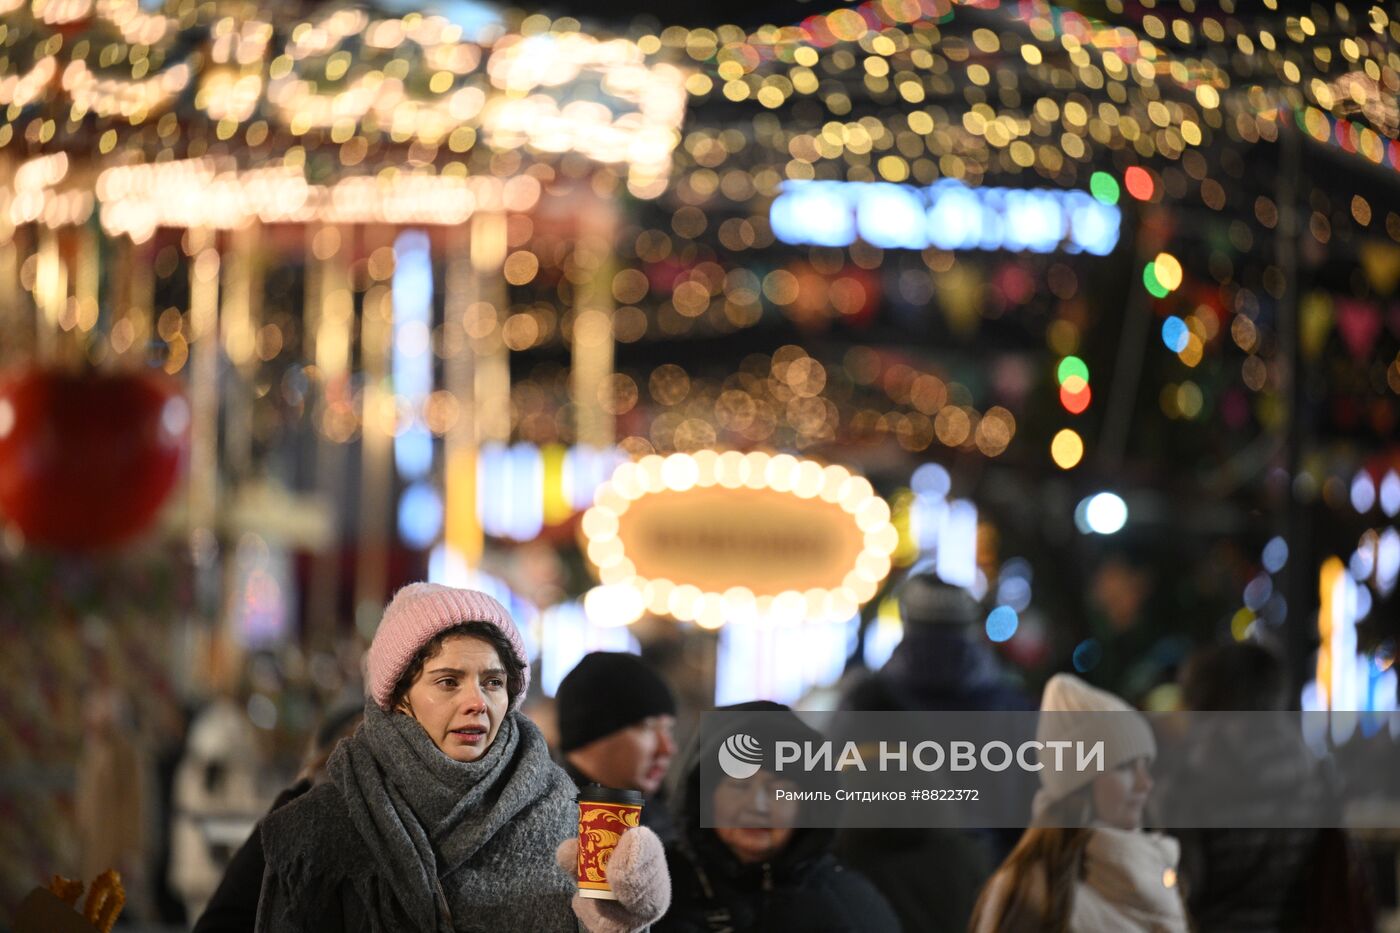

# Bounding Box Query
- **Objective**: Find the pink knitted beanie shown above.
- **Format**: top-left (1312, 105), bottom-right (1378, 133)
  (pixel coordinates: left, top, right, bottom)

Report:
top-left (366, 583), bottom-right (530, 710)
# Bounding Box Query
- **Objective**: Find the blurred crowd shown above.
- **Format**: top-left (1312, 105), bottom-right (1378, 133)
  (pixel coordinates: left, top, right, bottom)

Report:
top-left (30, 571), bottom-right (1390, 933)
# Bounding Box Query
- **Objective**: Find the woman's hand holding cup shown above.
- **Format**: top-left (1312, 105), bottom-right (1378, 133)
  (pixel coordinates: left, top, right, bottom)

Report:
top-left (556, 783), bottom-right (670, 933)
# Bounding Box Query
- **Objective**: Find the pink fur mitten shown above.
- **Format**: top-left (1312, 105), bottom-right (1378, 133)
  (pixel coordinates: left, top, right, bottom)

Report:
top-left (556, 827), bottom-right (671, 933)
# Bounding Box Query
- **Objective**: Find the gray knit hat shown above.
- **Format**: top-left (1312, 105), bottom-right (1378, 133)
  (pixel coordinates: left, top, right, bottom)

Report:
top-left (898, 568), bottom-right (980, 626)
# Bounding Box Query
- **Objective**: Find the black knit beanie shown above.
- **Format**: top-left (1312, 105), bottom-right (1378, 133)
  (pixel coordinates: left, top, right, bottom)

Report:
top-left (556, 652), bottom-right (677, 753)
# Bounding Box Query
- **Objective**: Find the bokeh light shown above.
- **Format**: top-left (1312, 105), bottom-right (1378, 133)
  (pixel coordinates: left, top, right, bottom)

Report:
top-left (1231, 608), bottom-right (1255, 642)
top-left (911, 462), bottom-right (952, 499)
top-left (1078, 492), bottom-right (1128, 535)
top-left (1351, 470), bottom-right (1376, 513)
top-left (985, 606), bottom-right (1019, 643)
top-left (1262, 536), bottom-right (1289, 573)
top-left (1072, 638), bottom-right (1103, 672)
top-left (1152, 253), bottom-right (1183, 291)
top-left (1176, 382), bottom-right (1203, 419)
top-left (1243, 573), bottom-right (1273, 611)
top-left (1381, 471), bottom-right (1400, 518)
top-left (1056, 356), bottom-right (1089, 386)
top-left (1089, 171), bottom-right (1120, 206)
top-left (1060, 381), bottom-right (1092, 415)
top-left (1123, 166), bottom-right (1155, 201)
top-left (1050, 429), bottom-right (1084, 469)
top-left (1162, 316), bottom-right (1189, 353)
top-left (398, 482), bottom-right (444, 549)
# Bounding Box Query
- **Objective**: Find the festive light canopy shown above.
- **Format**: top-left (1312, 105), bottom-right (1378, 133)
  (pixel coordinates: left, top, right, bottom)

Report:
top-left (3, 1), bottom-right (1400, 195)
top-left (0, 0), bottom-right (1396, 614)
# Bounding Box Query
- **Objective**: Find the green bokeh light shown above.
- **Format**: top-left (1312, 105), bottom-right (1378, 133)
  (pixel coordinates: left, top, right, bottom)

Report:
top-left (1143, 262), bottom-right (1169, 298)
top-left (1057, 356), bottom-right (1090, 386)
top-left (1089, 171), bottom-right (1120, 205)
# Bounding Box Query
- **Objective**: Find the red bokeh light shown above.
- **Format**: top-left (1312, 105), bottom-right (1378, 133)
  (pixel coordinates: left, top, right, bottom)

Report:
top-left (1124, 166), bottom-right (1155, 201)
top-left (1060, 382), bottom-right (1092, 414)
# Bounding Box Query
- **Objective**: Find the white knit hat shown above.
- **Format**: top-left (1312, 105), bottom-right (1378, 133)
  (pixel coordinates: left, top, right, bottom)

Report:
top-left (1033, 673), bottom-right (1156, 815)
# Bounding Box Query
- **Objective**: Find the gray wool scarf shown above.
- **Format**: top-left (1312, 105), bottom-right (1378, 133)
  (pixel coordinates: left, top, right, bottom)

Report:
top-left (328, 704), bottom-right (579, 933)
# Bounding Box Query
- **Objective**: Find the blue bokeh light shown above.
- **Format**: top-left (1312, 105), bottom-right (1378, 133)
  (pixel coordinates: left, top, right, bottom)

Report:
top-left (1243, 573), bottom-right (1273, 611)
top-left (770, 179), bottom-right (1121, 255)
top-left (857, 183), bottom-right (928, 249)
top-left (996, 575), bottom-right (1032, 613)
top-left (1262, 536), bottom-right (1288, 573)
top-left (1161, 316), bottom-right (1189, 353)
top-left (395, 425), bottom-right (434, 480)
top-left (911, 462), bottom-right (952, 499)
top-left (771, 181), bottom-right (857, 247)
top-left (1072, 638), bottom-right (1103, 673)
top-left (1002, 189), bottom-right (1062, 252)
top-left (398, 482), bottom-right (443, 549)
top-left (1066, 192), bottom-right (1120, 256)
top-left (926, 182), bottom-right (983, 250)
top-left (986, 606), bottom-right (1019, 643)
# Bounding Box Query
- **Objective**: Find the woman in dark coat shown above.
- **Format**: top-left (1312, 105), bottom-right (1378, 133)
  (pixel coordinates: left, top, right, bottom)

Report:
top-left (657, 701), bottom-right (900, 933)
top-left (255, 583), bottom-right (670, 933)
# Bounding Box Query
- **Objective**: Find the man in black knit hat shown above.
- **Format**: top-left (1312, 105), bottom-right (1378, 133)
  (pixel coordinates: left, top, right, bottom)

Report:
top-left (555, 651), bottom-right (678, 844)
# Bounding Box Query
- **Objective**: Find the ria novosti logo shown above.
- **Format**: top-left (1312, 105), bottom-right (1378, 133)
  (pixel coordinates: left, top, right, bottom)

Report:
top-left (715, 733), bottom-right (1109, 777)
top-left (717, 733), bottom-right (764, 779)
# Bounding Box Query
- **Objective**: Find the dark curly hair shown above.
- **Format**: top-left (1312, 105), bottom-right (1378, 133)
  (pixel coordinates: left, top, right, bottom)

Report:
top-left (389, 621), bottom-right (526, 711)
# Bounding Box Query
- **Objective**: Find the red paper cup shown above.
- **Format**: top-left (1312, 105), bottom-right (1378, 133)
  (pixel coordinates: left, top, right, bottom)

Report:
top-left (576, 784), bottom-right (644, 900)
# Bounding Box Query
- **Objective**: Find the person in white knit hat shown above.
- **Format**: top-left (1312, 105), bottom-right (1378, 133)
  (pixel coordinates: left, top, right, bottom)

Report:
top-left (969, 673), bottom-right (1189, 933)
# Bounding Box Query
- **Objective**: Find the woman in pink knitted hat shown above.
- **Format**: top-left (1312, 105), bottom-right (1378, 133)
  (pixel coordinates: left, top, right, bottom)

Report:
top-left (255, 583), bottom-right (670, 933)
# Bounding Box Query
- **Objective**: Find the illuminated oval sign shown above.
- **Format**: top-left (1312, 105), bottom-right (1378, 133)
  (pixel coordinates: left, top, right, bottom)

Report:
top-left (581, 450), bottom-right (897, 628)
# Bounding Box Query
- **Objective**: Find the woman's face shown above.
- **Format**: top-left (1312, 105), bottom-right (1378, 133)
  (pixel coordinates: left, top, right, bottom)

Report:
top-left (398, 635), bottom-right (509, 763)
top-left (1092, 756), bottom-right (1153, 830)
top-left (712, 771), bottom-right (801, 864)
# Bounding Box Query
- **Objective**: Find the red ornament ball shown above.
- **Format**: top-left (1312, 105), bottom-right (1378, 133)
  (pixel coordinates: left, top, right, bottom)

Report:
top-left (0, 367), bottom-right (189, 550)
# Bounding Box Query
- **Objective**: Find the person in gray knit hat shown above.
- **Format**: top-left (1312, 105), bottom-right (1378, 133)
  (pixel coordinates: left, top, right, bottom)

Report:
top-left (834, 562), bottom-right (1030, 933)
top-left (556, 652), bottom-right (678, 844)
top-left (255, 583), bottom-right (671, 933)
top-left (842, 561), bottom-right (1031, 713)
